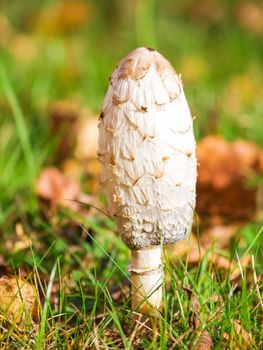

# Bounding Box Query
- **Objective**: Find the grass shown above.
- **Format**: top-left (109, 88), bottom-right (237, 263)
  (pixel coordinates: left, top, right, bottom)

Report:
top-left (0, 0), bottom-right (262, 348)
top-left (0, 220), bottom-right (261, 349)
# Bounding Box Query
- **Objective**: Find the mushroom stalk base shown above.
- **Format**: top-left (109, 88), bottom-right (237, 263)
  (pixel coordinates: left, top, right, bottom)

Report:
top-left (129, 246), bottom-right (163, 316)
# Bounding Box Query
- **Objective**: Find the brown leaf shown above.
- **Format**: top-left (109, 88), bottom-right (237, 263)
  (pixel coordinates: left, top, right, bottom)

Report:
top-left (232, 140), bottom-right (263, 174)
top-left (236, 2), bottom-right (263, 36)
top-left (188, 247), bottom-right (206, 265)
top-left (5, 222), bottom-right (32, 253)
top-left (183, 285), bottom-right (200, 330)
top-left (0, 275), bottom-right (39, 325)
top-left (36, 167), bottom-right (80, 213)
top-left (184, 286), bottom-right (214, 350)
top-left (109, 279), bottom-right (130, 302)
top-left (197, 136), bottom-right (238, 190)
top-left (233, 320), bottom-right (253, 347)
top-left (197, 136), bottom-right (262, 220)
top-left (193, 330), bottom-right (213, 350)
top-left (201, 224), bottom-right (241, 249)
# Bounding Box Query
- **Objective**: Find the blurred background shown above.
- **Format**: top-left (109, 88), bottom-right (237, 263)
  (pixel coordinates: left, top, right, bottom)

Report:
top-left (0, 0), bottom-right (262, 262)
top-left (0, 2), bottom-right (262, 346)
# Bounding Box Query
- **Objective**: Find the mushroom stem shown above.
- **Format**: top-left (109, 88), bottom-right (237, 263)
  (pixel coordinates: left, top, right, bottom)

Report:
top-left (129, 246), bottom-right (163, 315)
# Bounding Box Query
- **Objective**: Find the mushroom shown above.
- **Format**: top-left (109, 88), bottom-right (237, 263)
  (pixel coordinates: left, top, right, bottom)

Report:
top-left (98, 47), bottom-right (197, 316)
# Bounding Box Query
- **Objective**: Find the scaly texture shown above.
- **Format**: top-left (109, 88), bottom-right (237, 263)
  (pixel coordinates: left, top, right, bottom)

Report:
top-left (98, 47), bottom-right (197, 250)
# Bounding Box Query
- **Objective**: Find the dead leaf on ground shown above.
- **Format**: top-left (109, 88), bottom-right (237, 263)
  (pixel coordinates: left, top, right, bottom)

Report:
top-left (236, 2), bottom-right (263, 36)
top-left (36, 167), bottom-right (80, 214)
top-left (184, 285), bottom-right (213, 350)
top-left (192, 330), bottom-right (213, 350)
top-left (232, 319), bottom-right (253, 347)
top-left (0, 275), bottom-right (39, 326)
top-left (168, 236), bottom-right (251, 282)
top-left (201, 224), bottom-right (242, 248)
top-left (197, 136), bottom-right (239, 190)
top-left (197, 136), bottom-right (263, 221)
top-left (109, 279), bottom-right (130, 302)
top-left (232, 139), bottom-right (263, 174)
top-left (184, 285), bottom-right (200, 329)
top-left (5, 222), bottom-right (32, 253)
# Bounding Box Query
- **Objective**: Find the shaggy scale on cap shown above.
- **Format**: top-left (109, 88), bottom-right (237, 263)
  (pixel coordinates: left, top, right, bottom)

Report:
top-left (98, 47), bottom-right (197, 250)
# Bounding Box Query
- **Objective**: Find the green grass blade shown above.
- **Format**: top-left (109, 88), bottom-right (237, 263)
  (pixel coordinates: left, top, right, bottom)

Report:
top-left (0, 61), bottom-right (35, 180)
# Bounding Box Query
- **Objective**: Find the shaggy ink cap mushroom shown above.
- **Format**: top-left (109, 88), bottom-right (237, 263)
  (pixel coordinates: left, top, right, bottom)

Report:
top-left (98, 47), bottom-right (197, 250)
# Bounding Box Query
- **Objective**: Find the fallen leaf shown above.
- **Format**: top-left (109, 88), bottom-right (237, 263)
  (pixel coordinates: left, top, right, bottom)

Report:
top-left (36, 167), bottom-right (80, 213)
top-left (201, 224), bottom-right (241, 249)
top-left (236, 2), bottom-right (263, 36)
top-left (7, 223), bottom-right (32, 253)
top-left (232, 140), bottom-right (263, 174)
top-left (0, 275), bottom-right (39, 325)
top-left (197, 136), bottom-right (262, 221)
top-left (192, 330), bottom-right (213, 350)
top-left (184, 285), bottom-right (200, 329)
top-left (187, 247), bottom-right (206, 264)
top-left (223, 332), bottom-right (229, 341)
top-left (232, 320), bottom-right (253, 347)
top-left (109, 280), bottom-right (130, 303)
top-left (184, 286), bottom-right (213, 350)
top-left (197, 136), bottom-right (239, 190)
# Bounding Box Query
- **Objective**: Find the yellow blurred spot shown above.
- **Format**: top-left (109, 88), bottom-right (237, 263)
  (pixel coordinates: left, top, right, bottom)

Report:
top-left (9, 34), bottom-right (38, 63)
top-left (179, 56), bottom-right (207, 84)
top-left (224, 74), bottom-right (262, 112)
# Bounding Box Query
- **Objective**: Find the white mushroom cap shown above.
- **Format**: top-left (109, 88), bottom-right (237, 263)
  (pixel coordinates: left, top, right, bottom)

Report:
top-left (98, 47), bottom-right (197, 250)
